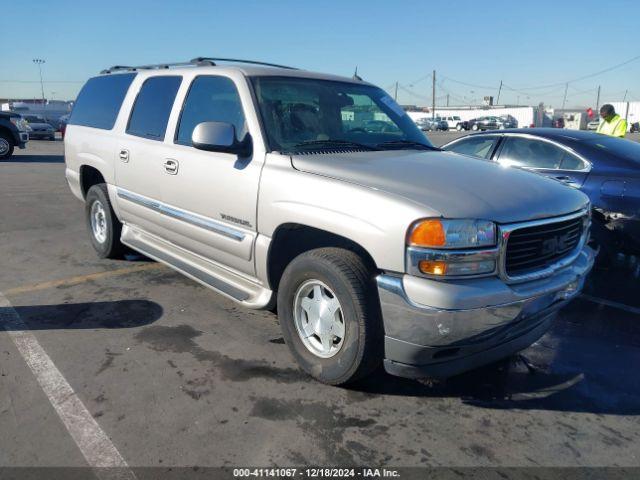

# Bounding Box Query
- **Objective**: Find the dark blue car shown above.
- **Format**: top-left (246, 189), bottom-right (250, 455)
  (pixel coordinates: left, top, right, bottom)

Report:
top-left (442, 129), bottom-right (640, 256)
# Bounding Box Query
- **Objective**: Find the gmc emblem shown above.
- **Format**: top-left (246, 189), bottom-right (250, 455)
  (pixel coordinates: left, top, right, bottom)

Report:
top-left (540, 231), bottom-right (572, 256)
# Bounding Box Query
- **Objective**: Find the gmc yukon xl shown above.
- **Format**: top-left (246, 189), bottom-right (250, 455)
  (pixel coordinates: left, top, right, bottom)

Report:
top-left (64, 58), bottom-right (594, 385)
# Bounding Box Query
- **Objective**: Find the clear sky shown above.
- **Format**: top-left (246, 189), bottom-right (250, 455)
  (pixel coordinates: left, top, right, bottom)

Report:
top-left (2, 0), bottom-right (639, 108)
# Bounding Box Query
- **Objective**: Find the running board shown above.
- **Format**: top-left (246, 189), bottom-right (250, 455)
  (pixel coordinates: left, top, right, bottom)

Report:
top-left (121, 225), bottom-right (273, 309)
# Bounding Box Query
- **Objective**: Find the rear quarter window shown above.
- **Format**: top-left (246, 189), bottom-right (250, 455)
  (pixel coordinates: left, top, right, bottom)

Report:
top-left (68, 73), bottom-right (136, 130)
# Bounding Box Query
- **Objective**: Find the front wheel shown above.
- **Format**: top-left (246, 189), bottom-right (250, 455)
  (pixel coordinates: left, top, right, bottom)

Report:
top-left (471, 124), bottom-right (479, 131)
top-left (0, 132), bottom-right (14, 159)
top-left (85, 184), bottom-right (126, 259)
top-left (277, 248), bottom-right (383, 385)
top-left (456, 124), bottom-right (463, 131)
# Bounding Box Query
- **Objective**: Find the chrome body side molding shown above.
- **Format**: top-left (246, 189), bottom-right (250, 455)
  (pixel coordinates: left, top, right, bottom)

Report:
top-left (116, 187), bottom-right (246, 242)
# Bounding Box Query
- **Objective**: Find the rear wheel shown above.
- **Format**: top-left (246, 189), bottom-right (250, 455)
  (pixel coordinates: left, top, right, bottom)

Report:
top-left (85, 184), bottom-right (126, 259)
top-left (471, 124), bottom-right (479, 131)
top-left (456, 124), bottom-right (463, 131)
top-left (0, 133), bottom-right (14, 159)
top-left (277, 248), bottom-right (383, 385)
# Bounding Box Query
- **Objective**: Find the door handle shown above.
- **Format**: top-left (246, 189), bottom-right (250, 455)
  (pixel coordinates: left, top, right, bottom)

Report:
top-left (119, 149), bottom-right (129, 162)
top-left (554, 175), bottom-right (579, 188)
top-left (164, 159), bottom-right (179, 175)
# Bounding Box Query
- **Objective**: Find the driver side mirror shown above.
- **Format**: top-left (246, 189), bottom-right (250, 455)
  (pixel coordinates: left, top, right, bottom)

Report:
top-left (192, 122), bottom-right (252, 157)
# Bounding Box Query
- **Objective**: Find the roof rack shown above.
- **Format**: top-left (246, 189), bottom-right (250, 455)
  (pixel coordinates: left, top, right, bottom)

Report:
top-left (100, 57), bottom-right (297, 74)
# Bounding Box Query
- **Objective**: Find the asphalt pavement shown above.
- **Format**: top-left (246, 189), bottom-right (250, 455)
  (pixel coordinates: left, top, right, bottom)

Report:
top-left (1, 134), bottom-right (639, 474)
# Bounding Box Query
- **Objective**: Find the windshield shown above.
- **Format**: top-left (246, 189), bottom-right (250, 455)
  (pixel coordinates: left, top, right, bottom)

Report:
top-left (251, 76), bottom-right (433, 153)
top-left (25, 116), bottom-right (43, 122)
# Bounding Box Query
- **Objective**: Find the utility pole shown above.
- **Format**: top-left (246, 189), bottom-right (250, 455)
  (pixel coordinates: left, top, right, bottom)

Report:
top-left (394, 81), bottom-right (398, 101)
top-left (561, 82), bottom-right (568, 111)
top-left (595, 85), bottom-right (601, 112)
top-left (446, 94), bottom-right (450, 107)
top-left (431, 69), bottom-right (436, 119)
top-left (496, 80), bottom-right (502, 105)
top-left (33, 59), bottom-right (46, 104)
top-left (623, 89), bottom-right (628, 102)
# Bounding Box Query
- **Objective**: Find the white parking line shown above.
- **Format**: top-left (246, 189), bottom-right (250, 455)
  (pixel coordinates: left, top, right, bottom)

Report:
top-left (580, 294), bottom-right (640, 315)
top-left (0, 293), bottom-right (136, 480)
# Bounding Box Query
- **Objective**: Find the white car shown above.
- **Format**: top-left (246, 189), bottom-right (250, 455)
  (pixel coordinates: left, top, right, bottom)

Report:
top-left (442, 115), bottom-right (463, 130)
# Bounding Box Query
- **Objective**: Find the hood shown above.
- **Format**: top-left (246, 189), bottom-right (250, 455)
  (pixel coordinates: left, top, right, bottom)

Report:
top-left (291, 150), bottom-right (588, 224)
top-left (28, 122), bottom-right (52, 129)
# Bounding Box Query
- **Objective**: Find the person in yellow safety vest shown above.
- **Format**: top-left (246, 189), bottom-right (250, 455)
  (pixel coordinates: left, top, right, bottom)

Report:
top-left (596, 104), bottom-right (627, 138)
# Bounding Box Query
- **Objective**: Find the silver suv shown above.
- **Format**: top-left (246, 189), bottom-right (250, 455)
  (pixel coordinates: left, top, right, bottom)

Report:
top-left (64, 58), bottom-right (594, 385)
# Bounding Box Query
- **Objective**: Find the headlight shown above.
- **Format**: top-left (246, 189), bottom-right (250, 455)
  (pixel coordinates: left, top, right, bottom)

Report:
top-left (406, 218), bottom-right (498, 278)
top-left (9, 117), bottom-right (29, 132)
top-left (408, 218), bottom-right (496, 249)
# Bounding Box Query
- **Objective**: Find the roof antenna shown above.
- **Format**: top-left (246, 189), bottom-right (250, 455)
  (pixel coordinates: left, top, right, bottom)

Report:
top-left (353, 66), bottom-right (362, 81)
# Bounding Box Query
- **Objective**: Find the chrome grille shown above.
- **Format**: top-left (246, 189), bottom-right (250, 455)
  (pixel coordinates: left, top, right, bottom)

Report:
top-left (505, 216), bottom-right (584, 277)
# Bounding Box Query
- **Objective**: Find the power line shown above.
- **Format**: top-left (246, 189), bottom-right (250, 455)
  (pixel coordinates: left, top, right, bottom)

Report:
top-left (396, 84), bottom-right (431, 101)
top-left (438, 53), bottom-right (640, 95)
top-left (439, 76), bottom-right (495, 90)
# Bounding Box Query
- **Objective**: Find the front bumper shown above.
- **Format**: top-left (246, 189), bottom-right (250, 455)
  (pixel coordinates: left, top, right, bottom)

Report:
top-left (28, 131), bottom-right (54, 139)
top-left (16, 131), bottom-right (29, 148)
top-left (377, 245), bottom-right (595, 379)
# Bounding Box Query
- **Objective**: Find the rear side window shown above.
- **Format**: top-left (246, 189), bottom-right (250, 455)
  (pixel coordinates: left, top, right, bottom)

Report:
top-left (68, 73), bottom-right (135, 130)
top-left (176, 76), bottom-right (246, 146)
top-left (446, 136), bottom-right (497, 159)
top-left (127, 76), bottom-right (182, 141)
top-left (559, 153), bottom-right (587, 170)
top-left (498, 137), bottom-right (565, 169)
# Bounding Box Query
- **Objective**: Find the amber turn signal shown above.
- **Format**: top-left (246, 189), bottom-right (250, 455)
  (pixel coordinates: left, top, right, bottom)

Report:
top-left (418, 260), bottom-right (448, 275)
top-left (409, 219), bottom-right (446, 247)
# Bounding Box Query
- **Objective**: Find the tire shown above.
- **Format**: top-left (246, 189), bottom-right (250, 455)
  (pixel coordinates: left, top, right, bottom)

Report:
top-left (85, 184), bottom-right (126, 259)
top-left (456, 124), bottom-right (463, 131)
top-left (0, 132), bottom-right (14, 159)
top-left (471, 124), bottom-right (479, 131)
top-left (277, 247), bottom-right (383, 385)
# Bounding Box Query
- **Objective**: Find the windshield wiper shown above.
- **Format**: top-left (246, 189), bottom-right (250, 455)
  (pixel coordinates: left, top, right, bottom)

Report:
top-left (376, 140), bottom-right (441, 151)
top-left (292, 139), bottom-right (379, 151)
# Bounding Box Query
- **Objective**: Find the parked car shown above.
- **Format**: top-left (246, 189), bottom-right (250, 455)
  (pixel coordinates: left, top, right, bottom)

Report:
top-left (467, 116), bottom-right (501, 131)
top-left (442, 128), bottom-right (640, 256)
top-left (65, 59), bottom-right (593, 385)
top-left (586, 119), bottom-right (600, 131)
top-left (0, 111), bottom-right (29, 159)
top-left (455, 119), bottom-right (470, 131)
top-left (498, 115), bottom-right (518, 129)
top-left (415, 116), bottom-right (448, 131)
top-left (23, 115), bottom-right (56, 140)
top-left (442, 115), bottom-right (463, 130)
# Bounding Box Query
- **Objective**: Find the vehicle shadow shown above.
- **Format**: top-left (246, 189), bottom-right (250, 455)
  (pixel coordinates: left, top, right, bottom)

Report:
top-left (348, 296), bottom-right (640, 415)
top-left (1, 300), bottom-right (163, 330)
top-left (5, 155), bottom-right (64, 163)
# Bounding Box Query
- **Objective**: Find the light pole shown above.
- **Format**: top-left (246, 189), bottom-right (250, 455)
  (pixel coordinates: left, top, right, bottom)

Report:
top-left (33, 59), bottom-right (46, 104)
